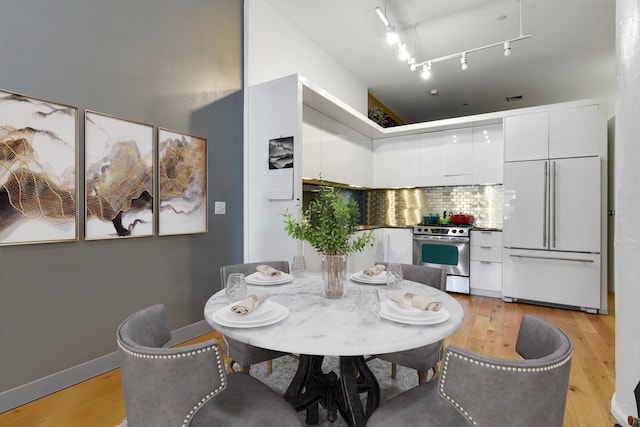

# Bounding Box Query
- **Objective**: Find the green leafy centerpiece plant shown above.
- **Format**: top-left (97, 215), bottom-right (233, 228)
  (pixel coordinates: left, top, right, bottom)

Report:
top-left (282, 185), bottom-right (374, 298)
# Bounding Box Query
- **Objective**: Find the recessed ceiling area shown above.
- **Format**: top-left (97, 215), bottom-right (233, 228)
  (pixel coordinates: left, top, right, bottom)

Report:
top-left (264, 0), bottom-right (616, 124)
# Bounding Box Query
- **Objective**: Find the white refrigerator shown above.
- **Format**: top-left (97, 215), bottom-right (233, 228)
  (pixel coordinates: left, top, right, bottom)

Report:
top-left (502, 156), bottom-right (602, 312)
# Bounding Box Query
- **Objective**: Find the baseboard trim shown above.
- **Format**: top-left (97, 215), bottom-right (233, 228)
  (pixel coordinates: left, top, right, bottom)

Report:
top-left (0, 320), bottom-right (213, 413)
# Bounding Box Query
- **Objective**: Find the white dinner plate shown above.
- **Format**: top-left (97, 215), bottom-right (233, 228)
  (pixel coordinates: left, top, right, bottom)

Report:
top-left (350, 271), bottom-right (387, 284)
top-left (380, 301), bottom-right (450, 325)
top-left (245, 272), bottom-right (293, 285)
top-left (387, 300), bottom-right (444, 317)
top-left (212, 300), bottom-right (289, 328)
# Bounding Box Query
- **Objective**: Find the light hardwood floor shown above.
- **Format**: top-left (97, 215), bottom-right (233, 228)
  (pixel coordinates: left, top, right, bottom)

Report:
top-left (0, 294), bottom-right (618, 427)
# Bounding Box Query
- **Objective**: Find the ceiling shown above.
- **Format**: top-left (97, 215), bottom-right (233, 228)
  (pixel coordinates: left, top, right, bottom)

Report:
top-left (264, 0), bottom-right (616, 124)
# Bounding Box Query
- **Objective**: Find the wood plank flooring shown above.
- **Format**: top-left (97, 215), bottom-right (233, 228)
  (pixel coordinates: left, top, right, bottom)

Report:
top-left (0, 294), bottom-right (618, 427)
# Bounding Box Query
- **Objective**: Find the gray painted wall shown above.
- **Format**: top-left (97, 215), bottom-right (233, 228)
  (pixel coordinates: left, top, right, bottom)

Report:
top-left (0, 0), bottom-right (243, 392)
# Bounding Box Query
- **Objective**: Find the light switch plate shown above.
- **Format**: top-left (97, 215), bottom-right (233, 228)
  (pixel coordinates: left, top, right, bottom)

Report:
top-left (214, 201), bottom-right (226, 215)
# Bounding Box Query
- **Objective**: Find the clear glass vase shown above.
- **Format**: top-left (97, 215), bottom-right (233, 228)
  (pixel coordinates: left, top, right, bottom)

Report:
top-left (321, 254), bottom-right (347, 298)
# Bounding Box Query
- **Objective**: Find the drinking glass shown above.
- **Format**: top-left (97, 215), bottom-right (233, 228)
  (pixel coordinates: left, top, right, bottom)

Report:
top-left (386, 263), bottom-right (403, 289)
top-left (225, 273), bottom-right (247, 303)
top-left (292, 255), bottom-right (307, 278)
top-left (356, 288), bottom-right (381, 325)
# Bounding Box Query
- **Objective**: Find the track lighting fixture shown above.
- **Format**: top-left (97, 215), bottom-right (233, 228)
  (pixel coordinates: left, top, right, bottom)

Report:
top-left (398, 43), bottom-right (410, 61)
top-left (503, 41), bottom-right (512, 56)
top-left (374, 0), bottom-right (530, 80)
top-left (421, 62), bottom-right (432, 79)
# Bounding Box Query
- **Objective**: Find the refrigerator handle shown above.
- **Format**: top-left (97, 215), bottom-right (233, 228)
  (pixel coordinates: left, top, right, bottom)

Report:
top-left (551, 160), bottom-right (557, 248)
top-left (543, 161), bottom-right (548, 247)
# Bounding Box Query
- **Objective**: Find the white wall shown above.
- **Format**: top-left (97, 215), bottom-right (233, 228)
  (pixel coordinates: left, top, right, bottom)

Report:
top-left (246, 0), bottom-right (369, 115)
top-left (245, 75), bottom-right (301, 263)
top-left (611, 0), bottom-right (640, 422)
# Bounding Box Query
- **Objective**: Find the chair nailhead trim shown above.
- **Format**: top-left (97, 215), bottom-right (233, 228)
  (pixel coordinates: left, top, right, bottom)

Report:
top-left (117, 342), bottom-right (226, 427)
top-left (438, 349), bottom-right (573, 427)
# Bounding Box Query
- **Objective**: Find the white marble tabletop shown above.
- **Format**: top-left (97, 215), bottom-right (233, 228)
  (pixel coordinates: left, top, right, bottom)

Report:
top-left (203, 273), bottom-right (464, 357)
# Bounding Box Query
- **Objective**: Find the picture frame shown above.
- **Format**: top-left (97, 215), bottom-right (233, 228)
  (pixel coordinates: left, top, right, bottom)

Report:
top-left (0, 89), bottom-right (78, 246)
top-left (157, 128), bottom-right (207, 236)
top-left (267, 136), bottom-right (294, 200)
top-left (84, 110), bottom-right (154, 240)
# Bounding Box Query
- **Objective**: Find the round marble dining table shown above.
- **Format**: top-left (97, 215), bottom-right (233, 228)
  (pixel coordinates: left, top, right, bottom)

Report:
top-left (204, 272), bottom-right (464, 427)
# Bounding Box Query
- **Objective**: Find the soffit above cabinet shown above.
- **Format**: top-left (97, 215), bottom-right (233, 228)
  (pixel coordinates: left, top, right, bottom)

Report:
top-left (300, 76), bottom-right (605, 142)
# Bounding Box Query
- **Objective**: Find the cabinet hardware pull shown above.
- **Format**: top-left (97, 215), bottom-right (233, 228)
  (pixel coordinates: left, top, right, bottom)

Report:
top-left (543, 161), bottom-right (548, 247)
top-left (552, 160), bottom-right (557, 248)
top-left (480, 245), bottom-right (492, 249)
top-left (509, 254), bottom-right (594, 263)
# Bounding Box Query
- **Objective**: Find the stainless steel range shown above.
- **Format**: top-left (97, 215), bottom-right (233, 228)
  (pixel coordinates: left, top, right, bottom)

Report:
top-left (412, 224), bottom-right (471, 294)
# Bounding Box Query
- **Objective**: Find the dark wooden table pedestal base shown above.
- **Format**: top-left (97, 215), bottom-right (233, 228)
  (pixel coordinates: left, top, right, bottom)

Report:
top-left (284, 355), bottom-right (380, 427)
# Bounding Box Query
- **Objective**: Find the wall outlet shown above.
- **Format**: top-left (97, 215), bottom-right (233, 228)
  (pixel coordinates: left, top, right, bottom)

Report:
top-left (214, 201), bottom-right (226, 215)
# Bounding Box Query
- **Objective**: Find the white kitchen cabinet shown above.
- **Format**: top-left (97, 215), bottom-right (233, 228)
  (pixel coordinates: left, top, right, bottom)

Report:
top-left (373, 139), bottom-right (398, 188)
top-left (504, 104), bottom-right (602, 162)
top-left (349, 229), bottom-right (385, 273)
top-left (302, 106), bottom-right (324, 179)
top-left (549, 105), bottom-right (599, 159)
top-left (321, 116), bottom-right (373, 187)
top-left (472, 124), bottom-right (503, 184)
top-left (417, 131), bottom-right (445, 186)
top-left (417, 129), bottom-right (472, 186)
top-left (382, 227), bottom-right (413, 264)
top-left (470, 230), bottom-right (503, 298)
top-left (373, 135), bottom-right (419, 188)
top-left (443, 128), bottom-right (473, 178)
top-left (504, 112), bottom-right (549, 161)
top-left (302, 105), bottom-right (373, 187)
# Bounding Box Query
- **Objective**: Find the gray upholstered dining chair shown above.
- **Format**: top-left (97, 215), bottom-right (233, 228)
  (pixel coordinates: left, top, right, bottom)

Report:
top-left (220, 261), bottom-right (290, 374)
top-left (367, 314), bottom-right (573, 427)
top-left (117, 304), bottom-right (302, 427)
top-left (371, 262), bottom-right (448, 384)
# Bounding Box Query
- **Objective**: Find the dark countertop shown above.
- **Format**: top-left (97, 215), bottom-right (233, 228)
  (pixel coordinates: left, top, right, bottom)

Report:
top-left (354, 225), bottom-right (413, 231)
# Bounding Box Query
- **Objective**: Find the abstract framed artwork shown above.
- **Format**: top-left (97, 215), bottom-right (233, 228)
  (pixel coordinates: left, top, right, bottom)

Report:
top-left (157, 128), bottom-right (207, 236)
top-left (84, 111), bottom-right (154, 240)
top-left (0, 89), bottom-right (78, 246)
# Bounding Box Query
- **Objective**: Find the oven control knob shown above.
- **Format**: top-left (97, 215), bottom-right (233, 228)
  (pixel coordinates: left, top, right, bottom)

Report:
top-left (452, 229), bottom-right (457, 233)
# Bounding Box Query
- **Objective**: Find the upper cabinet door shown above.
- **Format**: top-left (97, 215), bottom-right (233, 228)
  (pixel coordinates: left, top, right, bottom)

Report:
top-left (472, 124), bottom-right (503, 184)
top-left (417, 131), bottom-right (445, 186)
top-left (394, 135), bottom-right (420, 187)
top-left (443, 128), bottom-right (473, 177)
top-left (504, 112), bottom-right (549, 162)
top-left (549, 105), bottom-right (599, 159)
top-left (302, 106), bottom-right (324, 180)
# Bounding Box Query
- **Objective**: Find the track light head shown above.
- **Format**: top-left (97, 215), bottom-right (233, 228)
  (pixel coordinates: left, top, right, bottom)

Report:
top-left (461, 53), bottom-right (468, 70)
top-left (398, 43), bottom-right (410, 61)
top-left (421, 62), bottom-right (432, 79)
top-left (386, 26), bottom-right (398, 44)
top-left (504, 41), bottom-right (512, 56)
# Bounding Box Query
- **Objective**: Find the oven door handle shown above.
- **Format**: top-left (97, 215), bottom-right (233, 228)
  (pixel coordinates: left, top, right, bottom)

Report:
top-left (413, 236), bottom-right (469, 244)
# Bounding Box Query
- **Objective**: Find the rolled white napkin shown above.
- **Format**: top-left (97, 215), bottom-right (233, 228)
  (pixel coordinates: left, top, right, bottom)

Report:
top-left (363, 264), bottom-right (386, 277)
top-left (386, 290), bottom-right (442, 312)
top-left (231, 291), bottom-right (270, 316)
top-left (256, 264), bottom-right (282, 277)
